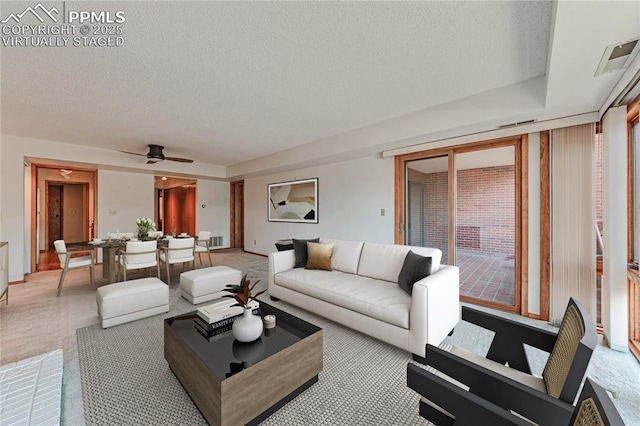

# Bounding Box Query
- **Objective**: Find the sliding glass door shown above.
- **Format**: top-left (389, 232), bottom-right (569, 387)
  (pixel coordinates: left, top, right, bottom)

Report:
top-left (455, 146), bottom-right (516, 307)
top-left (406, 156), bottom-right (449, 261)
top-left (402, 139), bottom-right (522, 311)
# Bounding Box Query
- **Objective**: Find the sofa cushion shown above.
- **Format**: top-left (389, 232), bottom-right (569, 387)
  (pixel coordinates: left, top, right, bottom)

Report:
top-left (292, 238), bottom-right (319, 268)
top-left (398, 251), bottom-right (432, 294)
top-left (320, 238), bottom-right (364, 274)
top-left (305, 242), bottom-right (334, 271)
top-left (275, 269), bottom-right (410, 328)
top-left (357, 243), bottom-right (442, 283)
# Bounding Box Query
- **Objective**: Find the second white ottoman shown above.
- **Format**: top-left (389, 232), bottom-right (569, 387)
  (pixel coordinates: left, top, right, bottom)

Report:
top-left (180, 266), bottom-right (242, 304)
top-left (97, 277), bottom-right (169, 328)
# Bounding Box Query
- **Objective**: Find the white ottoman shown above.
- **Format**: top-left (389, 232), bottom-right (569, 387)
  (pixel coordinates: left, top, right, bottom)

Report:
top-left (97, 277), bottom-right (169, 328)
top-left (180, 266), bottom-right (242, 304)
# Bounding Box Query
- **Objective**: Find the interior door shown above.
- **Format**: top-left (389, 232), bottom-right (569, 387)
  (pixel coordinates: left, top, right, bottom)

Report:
top-left (47, 184), bottom-right (63, 249)
top-left (231, 181), bottom-right (244, 249)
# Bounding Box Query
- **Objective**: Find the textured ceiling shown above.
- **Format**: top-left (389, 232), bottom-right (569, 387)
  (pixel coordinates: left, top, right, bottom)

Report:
top-left (1, 1), bottom-right (552, 167)
top-left (2, 1), bottom-right (639, 178)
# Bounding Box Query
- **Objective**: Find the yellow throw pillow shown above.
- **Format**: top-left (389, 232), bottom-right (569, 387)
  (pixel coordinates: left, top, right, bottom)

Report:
top-left (305, 242), bottom-right (334, 271)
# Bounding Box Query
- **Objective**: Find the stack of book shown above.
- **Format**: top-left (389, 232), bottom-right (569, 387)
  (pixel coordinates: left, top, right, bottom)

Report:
top-left (194, 298), bottom-right (260, 339)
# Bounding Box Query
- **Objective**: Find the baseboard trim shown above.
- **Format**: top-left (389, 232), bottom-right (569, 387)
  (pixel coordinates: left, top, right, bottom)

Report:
top-left (243, 250), bottom-right (267, 258)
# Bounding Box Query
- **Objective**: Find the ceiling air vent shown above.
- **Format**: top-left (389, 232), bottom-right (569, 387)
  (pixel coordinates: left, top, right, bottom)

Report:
top-left (595, 38), bottom-right (639, 76)
top-left (496, 119), bottom-right (536, 129)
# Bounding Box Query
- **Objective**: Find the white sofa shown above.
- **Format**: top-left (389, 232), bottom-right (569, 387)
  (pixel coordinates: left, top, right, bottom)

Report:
top-left (268, 238), bottom-right (460, 359)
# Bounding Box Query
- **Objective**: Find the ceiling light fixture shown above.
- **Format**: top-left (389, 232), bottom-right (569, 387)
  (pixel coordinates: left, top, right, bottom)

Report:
top-left (161, 176), bottom-right (167, 181)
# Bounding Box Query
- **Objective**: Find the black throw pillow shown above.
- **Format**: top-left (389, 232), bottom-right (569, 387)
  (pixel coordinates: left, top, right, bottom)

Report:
top-left (292, 238), bottom-right (320, 268)
top-left (398, 251), bottom-right (432, 295)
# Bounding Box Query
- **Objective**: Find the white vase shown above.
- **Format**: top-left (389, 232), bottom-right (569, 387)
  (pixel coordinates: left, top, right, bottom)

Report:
top-left (232, 307), bottom-right (263, 342)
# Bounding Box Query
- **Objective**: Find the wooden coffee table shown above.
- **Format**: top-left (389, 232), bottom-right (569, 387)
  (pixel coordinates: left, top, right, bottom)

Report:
top-left (164, 303), bottom-right (323, 425)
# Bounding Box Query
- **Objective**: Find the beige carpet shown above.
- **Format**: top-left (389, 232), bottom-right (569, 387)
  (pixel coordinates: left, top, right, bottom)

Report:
top-left (1, 250), bottom-right (639, 425)
top-left (0, 249), bottom-right (267, 425)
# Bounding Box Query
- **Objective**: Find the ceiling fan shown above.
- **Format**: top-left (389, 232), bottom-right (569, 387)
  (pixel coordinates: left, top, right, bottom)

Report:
top-left (120, 144), bottom-right (194, 164)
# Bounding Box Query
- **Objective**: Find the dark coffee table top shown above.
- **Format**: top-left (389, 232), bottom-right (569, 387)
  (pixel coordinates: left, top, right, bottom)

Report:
top-left (164, 302), bottom-right (321, 381)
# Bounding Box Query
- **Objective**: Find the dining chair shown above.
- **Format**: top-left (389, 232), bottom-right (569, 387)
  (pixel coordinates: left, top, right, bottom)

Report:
top-left (148, 230), bottom-right (163, 239)
top-left (108, 232), bottom-right (134, 240)
top-left (159, 237), bottom-right (195, 285)
top-left (195, 231), bottom-right (212, 267)
top-left (117, 240), bottom-right (160, 281)
top-left (53, 239), bottom-right (96, 296)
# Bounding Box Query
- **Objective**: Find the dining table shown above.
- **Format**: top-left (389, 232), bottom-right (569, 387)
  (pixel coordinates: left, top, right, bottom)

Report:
top-left (68, 235), bottom-right (194, 284)
top-left (68, 239), bottom-right (126, 284)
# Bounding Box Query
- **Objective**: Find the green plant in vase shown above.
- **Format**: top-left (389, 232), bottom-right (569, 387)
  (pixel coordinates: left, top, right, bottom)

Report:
top-left (224, 274), bottom-right (266, 342)
top-left (135, 217), bottom-right (155, 241)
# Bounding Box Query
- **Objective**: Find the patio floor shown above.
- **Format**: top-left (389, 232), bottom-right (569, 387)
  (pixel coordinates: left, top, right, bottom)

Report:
top-left (443, 250), bottom-right (515, 307)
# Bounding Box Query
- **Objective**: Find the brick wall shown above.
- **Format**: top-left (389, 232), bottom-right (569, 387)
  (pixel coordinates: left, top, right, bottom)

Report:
top-left (412, 165), bottom-right (515, 257)
top-left (423, 171), bottom-right (449, 256)
top-left (457, 165), bottom-right (515, 256)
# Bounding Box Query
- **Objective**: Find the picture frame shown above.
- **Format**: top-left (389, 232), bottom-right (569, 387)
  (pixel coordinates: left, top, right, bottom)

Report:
top-left (268, 178), bottom-right (318, 223)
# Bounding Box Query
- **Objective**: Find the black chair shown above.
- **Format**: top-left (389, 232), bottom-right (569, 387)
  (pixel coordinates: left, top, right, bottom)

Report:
top-left (408, 297), bottom-right (598, 425)
top-left (407, 370), bottom-right (623, 426)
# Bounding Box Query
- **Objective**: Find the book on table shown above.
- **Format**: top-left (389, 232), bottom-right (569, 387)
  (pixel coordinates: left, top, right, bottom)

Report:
top-left (196, 298), bottom-right (260, 323)
top-left (193, 306), bottom-right (260, 335)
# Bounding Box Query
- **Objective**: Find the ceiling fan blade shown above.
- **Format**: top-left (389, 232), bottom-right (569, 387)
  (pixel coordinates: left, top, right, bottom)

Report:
top-left (119, 150), bottom-right (147, 157)
top-left (165, 156), bottom-right (194, 163)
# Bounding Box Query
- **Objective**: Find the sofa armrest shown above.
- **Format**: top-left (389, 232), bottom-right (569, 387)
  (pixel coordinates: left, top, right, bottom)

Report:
top-left (409, 264), bottom-right (460, 357)
top-left (268, 250), bottom-right (296, 294)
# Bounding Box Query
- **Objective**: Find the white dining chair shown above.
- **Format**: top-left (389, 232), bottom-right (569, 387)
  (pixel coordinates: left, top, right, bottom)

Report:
top-left (53, 239), bottom-right (96, 296)
top-left (148, 230), bottom-right (163, 239)
top-left (108, 232), bottom-right (134, 240)
top-left (195, 231), bottom-right (212, 267)
top-left (159, 237), bottom-right (195, 285)
top-left (117, 240), bottom-right (160, 281)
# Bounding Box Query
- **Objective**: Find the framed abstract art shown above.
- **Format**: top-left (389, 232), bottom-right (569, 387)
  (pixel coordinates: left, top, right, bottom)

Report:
top-left (268, 178), bottom-right (318, 223)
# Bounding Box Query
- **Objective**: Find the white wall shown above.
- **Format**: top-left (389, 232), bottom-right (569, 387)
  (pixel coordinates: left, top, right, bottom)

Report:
top-left (97, 170), bottom-right (155, 239)
top-left (0, 135), bottom-right (231, 281)
top-left (602, 106), bottom-right (628, 352)
top-left (1, 136), bottom-right (28, 280)
top-left (197, 179), bottom-right (231, 248)
top-left (0, 140), bottom-right (3, 241)
top-left (528, 132), bottom-right (541, 316)
top-left (244, 155), bottom-right (395, 255)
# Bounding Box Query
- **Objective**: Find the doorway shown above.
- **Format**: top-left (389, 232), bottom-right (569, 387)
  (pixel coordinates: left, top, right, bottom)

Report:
top-left (230, 181), bottom-right (244, 249)
top-left (397, 138), bottom-right (526, 313)
top-left (154, 176), bottom-right (197, 236)
top-left (32, 166), bottom-right (96, 272)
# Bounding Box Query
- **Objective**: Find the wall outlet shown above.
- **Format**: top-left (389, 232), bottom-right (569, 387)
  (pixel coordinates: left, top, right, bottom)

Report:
top-left (254, 240), bottom-right (257, 245)
top-left (109, 209), bottom-right (117, 216)
top-left (380, 208), bottom-right (385, 216)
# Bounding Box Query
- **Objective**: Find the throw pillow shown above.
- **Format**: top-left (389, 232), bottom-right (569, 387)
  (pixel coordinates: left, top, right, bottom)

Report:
top-left (305, 242), bottom-right (334, 271)
top-left (293, 238), bottom-right (320, 268)
top-left (397, 251), bottom-right (432, 295)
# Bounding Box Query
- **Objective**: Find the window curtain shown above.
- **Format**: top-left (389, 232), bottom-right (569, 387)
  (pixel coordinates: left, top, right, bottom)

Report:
top-left (550, 123), bottom-right (596, 324)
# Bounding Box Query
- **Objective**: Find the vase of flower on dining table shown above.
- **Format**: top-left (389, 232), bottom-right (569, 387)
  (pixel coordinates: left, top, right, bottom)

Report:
top-left (135, 217), bottom-right (156, 241)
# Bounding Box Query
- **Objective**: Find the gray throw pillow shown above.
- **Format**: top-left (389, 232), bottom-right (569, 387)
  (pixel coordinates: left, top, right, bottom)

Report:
top-left (398, 251), bottom-right (432, 295)
top-left (293, 238), bottom-right (320, 268)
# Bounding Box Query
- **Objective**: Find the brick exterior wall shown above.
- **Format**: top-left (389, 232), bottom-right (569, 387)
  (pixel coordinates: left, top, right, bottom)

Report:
top-left (411, 165), bottom-right (515, 257)
top-left (595, 132), bottom-right (603, 253)
top-left (457, 165), bottom-right (515, 256)
top-left (423, 171), bottom-right (449, 256)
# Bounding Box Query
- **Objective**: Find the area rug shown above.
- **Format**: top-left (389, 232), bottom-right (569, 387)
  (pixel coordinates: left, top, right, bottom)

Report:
top-left (77, 298), bottom-right (427, 425)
